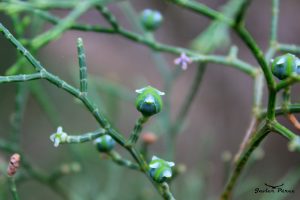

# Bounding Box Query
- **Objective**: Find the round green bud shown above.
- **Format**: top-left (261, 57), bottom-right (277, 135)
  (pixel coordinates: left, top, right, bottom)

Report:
top-left (135, 86), bottom-right (165, 117)
top-left (140, 9), bottom-right (163, 31)
top-left (149, 156), bottom-right (175, 183)
top-left (94, 135), bottom-right (116, 152)
top-left (271, 53), bottom-right (300, 80)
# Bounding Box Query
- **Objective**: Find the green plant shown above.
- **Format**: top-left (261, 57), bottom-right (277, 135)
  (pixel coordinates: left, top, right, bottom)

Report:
top-left (1, 0), bottom-right (300, 200)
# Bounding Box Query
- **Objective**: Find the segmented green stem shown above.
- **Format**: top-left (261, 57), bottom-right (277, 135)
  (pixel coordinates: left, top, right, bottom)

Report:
top-left (271, 0), bottom-right (280, 45)
top-left (0, 73), bottom-right (44, 83)
top-left (272, 121), bottom-right (297, 140)
top-left (107, 151), bottom-right (141, 171)
top-left (66, 129), bottom-right (106, 144)
top-left (127, 116), bottom-right (149, 146)
top-left (77, 38), bottom-right (88, 95)
top-left (276, 76), bottom-right (300, 91)
top-left (0, 23), bottom-right (174, 200)
top-left (1, 4), bottom-right (257, 77)
top-left (96, 5), bottom-right (120, 30)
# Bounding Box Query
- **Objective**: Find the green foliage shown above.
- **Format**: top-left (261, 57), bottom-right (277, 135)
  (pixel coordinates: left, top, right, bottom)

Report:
top-left (1, 0), bottom-right (300, 200)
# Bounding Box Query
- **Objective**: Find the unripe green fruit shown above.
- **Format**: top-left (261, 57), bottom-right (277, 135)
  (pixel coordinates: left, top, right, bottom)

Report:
top-left (94, 135), bottom-right (116, 152)
top-left (140, 9), bottom-right (163, 31)
top-left (149, 156), bottom-right (175, 183)
top-left (271, 53), bottom-right (300, 80)
top-left (135, 86), bottom-right (165, 117)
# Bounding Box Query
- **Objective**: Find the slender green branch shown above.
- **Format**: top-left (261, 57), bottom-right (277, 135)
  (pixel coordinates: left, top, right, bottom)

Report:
top-left (167, 0), bottom-right (234, 26)
top-left (276, 75), bottom-right (300, 91)
top-left (252, 70), bottom-right (264, 115)
top-left (270, 0), bottom-right (280, 45)
top-left (127, 116), bottom-right (149, 146)
top-left (9, 177), bottom-right (20, 200)
top-left (0, 73), bottom-right (44, 83)
top-left (2, 0), bottom-right (123, 10)
top-left (277, 43), bottom-right (300, 54)
top-left (107, 151), bottom-right (141, 171)
top-left (234, 26), bottom-right (276, 90)
top-left (1, 5), bottom-right (256, 77)
top-left (96, 4), bottom-right (120, 30)
top-left (221, 123), bottom-right (270, 200)
top-left (0, 23), bottom-right (174, 200)
top-left (272, 121), bottom-right (297, 140)
top-left (234, 0), bottom-right (252, 26)
top-left (258, 104), bottom-right (300, 119)
top-left (77, 38), bottom-right (88, 96)
top-left (66, 129), bottom-right (106, 144)
top-left (10, 84), bottom-right (28, 145)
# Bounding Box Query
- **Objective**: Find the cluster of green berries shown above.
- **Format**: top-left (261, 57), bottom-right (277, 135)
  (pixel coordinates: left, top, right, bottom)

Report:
top-left (271, 53), bottom-right (300, 80)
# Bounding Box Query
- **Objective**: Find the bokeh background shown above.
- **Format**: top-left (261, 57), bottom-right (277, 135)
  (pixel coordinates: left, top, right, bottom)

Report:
top-left (1, 0), bottom-right (300, 199)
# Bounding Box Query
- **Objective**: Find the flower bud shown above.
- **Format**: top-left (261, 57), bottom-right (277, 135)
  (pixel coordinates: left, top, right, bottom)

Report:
top-left (7, 153), bottom-right (21, 177)
top-left (135, 86), bottom-right (165, 117)
top-left (142, 132), bottom-right (158, 144)
top-left (271, 53), bottom-right (300, 80)
top-left (94, 135), bottom-right (116, 153)
top-left (140, 9), bottom-right (163, 31)
top-left (149, 156), bottom-right (175, 183)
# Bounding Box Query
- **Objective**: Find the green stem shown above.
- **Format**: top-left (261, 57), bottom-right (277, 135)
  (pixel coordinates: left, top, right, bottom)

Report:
top-left (0, 73), bottom-right (44, 83)
top-left (65, 129), bottom-right (106, 144)
top-left (127, 116), bottom-right (149, 146)
top-left (107, 150), bottom-right (141, 171)
top-left (270, 0), bottom-right (280, 45)
top-left (77, 38), bottom-right (88, 96)
top-left (168, 0), bottom-right (234, 26)
top-left (2, 6), bottom-right (257, 77)
top-left (276, 76), bottom-right (300, 91)
top-left (277, 43), bottom-right (300, 54)
top-left (0, 23), bottom-right (174, 200)
top-left (220, 124), bottom-right (270, 200)
top-left (11, 83), bottom-right (29, 145)
top-left (234, 26), bottom-right (276, 90)
top-left (267, 89), bottom-right (277, 120)
top-left (9, 177), bottom-right (20, 200)
top-left (272, 121), bottom-right (297, 140)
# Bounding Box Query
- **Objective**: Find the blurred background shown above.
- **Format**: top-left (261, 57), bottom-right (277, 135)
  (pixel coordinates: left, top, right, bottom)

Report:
top-left (1, 0), bottom-right (300, 199)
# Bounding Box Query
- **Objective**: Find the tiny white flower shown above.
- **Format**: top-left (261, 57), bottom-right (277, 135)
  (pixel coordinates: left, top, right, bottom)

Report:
top-left (50, 126), bottom-right (68, 147)
top-left (174, 53), bottom-right (192, 70)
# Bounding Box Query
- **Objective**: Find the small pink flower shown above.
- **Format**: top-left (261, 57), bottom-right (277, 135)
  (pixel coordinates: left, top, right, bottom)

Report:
top-left (174, 53), bottom-right (192, 70)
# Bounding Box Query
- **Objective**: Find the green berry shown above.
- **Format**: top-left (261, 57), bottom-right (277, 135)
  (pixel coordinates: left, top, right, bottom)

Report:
top-left (135, 86), bottom-right (165, 117)
top-left (140, 9), bottom-right (163, 31)
top-left (271, 53), bottom-right (300, 80)
top-left (94, 135), bottom-right (116, 152)
top-left (149, 156), bottom-right (175, 183)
